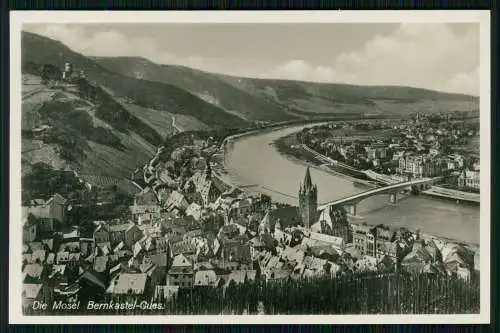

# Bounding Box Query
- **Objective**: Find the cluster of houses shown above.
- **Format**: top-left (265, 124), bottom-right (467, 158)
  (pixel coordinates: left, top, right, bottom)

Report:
top-left (303, 117), bottom-right (480, 189)
top-left (21, 136), bottom-right (477, 312)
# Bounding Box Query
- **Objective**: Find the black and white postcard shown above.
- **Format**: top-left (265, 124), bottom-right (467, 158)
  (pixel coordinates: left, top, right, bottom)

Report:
top-left (9, 10), bottom-right (490, 324)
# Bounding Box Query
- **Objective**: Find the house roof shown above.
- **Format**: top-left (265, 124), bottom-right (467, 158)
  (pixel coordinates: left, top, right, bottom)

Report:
top-left (164, 191), bottom-right (188, 211)
top-left (402, 246), bottom-right (432, 264)
top-left (30, 199), bottom-right (47, 206)
top-left (171, 254), bottom-right (192, 268)
top-left (170, 240), bottom-right (197, 256)
top-left (93, 256), bottom-right (109, 273)
top-left (23, 264), bottom-right (44, 279)
top-left (45, 253), bottom-right (55, 264)
top-left (28, 242), bottom-right (44, 251)
top-left (154, 285), bottom-right (179, 300)
top-left (194, 270), bottom-right (218, 286)
top-left (265, 269), bottom-right (292, 280)
top-left (135, 188), bottom-right (158, 205)
top-left (280, 246), bottom-right (305, 266)
top-left (56, 251), bottom-right (70, 263)
top-left (48, 193), bottom-right (67, 205)
top-left (377, 255), bottom-right (395, 270)
top-left (49, 264), bottom-right (66, 279)
top-left (62, 228), bottom-right (80, 239)
top-left (22, 283), bottom-right (43, 299)
top-left (108, 273), bottom-right (148, 295)
top-left (223, 243), bottom-right (252, 264)
top-left (308, 245), bottom-right (339, 261)
top-left (23, 213), bottom-right (38, 227)
top-left (78, 269), bottom-right (107, 289)
top-left (354, 255), bottom-right (378, 272)
top-left (269, 207), bottom-right (302, 229)
top-left (186, 202), bottom-right (202, 220)
top-left (309, 232), bottom-right (345, 248)
top-left (144, 252), bottom-right (169, 267)
top-left (303, 255), bottom-right (328, 272)
top-left (108, 222), bottom-right (135, 233)
top-left (225, 270), bottom-right (257, 287)
top-left (444, 244), bottom-right (474, 267)
top-left (28, 250), bottom-right (46, 264)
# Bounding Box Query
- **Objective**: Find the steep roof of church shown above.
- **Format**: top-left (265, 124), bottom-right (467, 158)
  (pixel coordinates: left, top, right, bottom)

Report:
top-left (303, 167), bottom-right (313, 190)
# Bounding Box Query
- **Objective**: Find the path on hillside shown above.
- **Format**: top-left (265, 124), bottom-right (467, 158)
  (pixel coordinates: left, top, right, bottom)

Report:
top-left (171, 115), bottom-right (183, 133)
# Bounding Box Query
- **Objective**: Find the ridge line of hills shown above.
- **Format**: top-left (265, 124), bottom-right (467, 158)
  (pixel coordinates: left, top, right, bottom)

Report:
top-left (92, 54), bottom-right (478, 100)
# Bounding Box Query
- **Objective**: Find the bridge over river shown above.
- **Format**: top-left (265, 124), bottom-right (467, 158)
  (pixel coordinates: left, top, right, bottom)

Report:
top-left (318, 177), bottom-right (443, 215)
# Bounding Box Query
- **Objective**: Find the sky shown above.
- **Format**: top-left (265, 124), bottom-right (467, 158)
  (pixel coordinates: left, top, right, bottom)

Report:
top-left (23, 23), bottom-right (480, 96)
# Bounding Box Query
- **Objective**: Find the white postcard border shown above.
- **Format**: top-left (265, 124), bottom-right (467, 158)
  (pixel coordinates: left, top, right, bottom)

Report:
top-left (9, 10), bottom-right (491, 325)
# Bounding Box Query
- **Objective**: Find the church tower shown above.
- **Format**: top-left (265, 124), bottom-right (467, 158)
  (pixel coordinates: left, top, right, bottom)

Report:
top-left (299, 167), bottom-right (318, 229)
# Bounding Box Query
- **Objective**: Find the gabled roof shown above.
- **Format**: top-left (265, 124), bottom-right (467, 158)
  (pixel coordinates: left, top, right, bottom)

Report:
top-left (107, 273), bottom-right (148, 295)
top-left (78, 269), bottom-right (107, 289)
top-left (171, 254), bottom-right (192, 268)
top-left (93, 256), bottom-right (109, 273)
top-left (194, 270), bottom-right (218, 286)
top-left (108, 222), bottom-right (135, 233)
top-left (154, 285), bottom-right (179, 300)
top-left (22, 283), bottom-right (43, 299)
top-left (49, 193), bottom-right (67, 205)
top-left (23, 213), bottom-right (38, 227)
top-left (303, 167), bottom-right (313, 190)
top-left (23, 263), bottom-right (44, 279)
top-left (224, 270), bottom-right (257, 287)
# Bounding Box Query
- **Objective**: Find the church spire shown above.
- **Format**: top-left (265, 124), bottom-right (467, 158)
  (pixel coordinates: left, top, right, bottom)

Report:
top-left (303, 166), bottom-right (313, 190)
top-left (299, 166), bottom-right (318, 229)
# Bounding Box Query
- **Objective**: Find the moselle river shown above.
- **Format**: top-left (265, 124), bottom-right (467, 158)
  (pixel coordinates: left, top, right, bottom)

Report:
top-left (225, 124), bottom-right (480, 245)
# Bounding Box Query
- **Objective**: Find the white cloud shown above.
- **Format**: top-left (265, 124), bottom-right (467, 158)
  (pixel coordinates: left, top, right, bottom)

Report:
top-left (267, 24), bottom-right (479, 95)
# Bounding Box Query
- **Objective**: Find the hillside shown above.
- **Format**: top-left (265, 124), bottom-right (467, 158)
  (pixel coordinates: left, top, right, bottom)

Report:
top-left (21, 31), bottom-right (249, 130)
top-left (91, 56), bottom-right (298, 123)
top-left (218, 76), bottom-right (479, 117)
top-left (20, 75), bottom-right (156, 179)
top-left (92, 56), bottom-right (479, 119)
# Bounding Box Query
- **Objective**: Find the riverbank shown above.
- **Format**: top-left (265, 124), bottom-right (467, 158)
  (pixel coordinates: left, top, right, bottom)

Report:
top-left (272, 140), bottom-right (378, 189)
top-left (275, 133), bottom-right (480, 205)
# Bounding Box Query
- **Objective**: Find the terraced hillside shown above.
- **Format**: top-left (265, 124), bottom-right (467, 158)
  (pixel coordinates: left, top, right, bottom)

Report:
top-left (20, 75), bottom-right (156, 179)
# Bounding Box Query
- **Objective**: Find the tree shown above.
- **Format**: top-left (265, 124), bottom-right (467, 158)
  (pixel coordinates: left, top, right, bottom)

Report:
top-left (40, 64), bottom-right (62, 82)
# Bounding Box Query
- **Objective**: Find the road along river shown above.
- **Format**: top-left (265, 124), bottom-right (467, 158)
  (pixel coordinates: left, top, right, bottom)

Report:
top-left (224, 124), bottom-right (480, 245)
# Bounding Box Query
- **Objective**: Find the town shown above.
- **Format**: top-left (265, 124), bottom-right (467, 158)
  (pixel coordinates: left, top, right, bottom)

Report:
top-left (291, 114), bottom-right (480, 199)
top-left (22, 125), bottom-right (479, 315)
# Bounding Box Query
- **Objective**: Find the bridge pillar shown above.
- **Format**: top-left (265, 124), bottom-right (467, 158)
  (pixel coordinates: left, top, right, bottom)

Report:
top-left (389, 192), bottom-right (397, 204)
top-left (348, 204), bottom-right (357, 216)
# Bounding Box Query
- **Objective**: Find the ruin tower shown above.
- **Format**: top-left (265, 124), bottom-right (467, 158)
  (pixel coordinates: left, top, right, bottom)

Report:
top-left (62, 62), bottom-right (73, 81)
top-left (299, 167), bottom-right (318, 229)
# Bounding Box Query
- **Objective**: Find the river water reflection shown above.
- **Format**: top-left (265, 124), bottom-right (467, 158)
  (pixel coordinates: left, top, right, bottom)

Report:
top-left (225, 125), bottom-right (480, 244)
